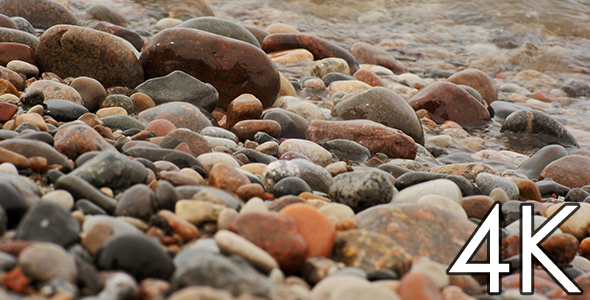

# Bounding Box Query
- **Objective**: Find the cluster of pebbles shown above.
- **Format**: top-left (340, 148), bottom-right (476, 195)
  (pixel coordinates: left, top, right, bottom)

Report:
top-left (0, 0), bottom-right (589, 299)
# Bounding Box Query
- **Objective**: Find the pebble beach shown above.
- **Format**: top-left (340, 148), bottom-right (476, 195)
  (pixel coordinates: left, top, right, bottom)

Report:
top-left (0, 0), bottom-right (590, 299)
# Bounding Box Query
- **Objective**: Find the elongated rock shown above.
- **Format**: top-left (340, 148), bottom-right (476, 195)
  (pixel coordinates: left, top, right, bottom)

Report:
top-left (141, 28), bottom-right (280, 110)
top-left (0, 28), bottom-right (39, 51)
top-left (500, 110), bottom-right (579, 149)
top-left (0, 139), bottom-right (73, 172)
top-left (306, 120), bottom-right (417, 159)
top-left (0, 0), bottom-right (79, 29)
top-left (262, 33), bottom-right (359, 74)
top-left (349, 42), bottom-right (406, 74)
top-left (176, 17), bottom-right (260, 47)
top-left (55, 175), bottom-right (117, 214)
top-left (35, 25), bottom-right (144, 88)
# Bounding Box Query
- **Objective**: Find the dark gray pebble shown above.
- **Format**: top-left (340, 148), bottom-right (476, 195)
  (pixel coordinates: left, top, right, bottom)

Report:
top-left (15, 201), bottom-right (80, 247)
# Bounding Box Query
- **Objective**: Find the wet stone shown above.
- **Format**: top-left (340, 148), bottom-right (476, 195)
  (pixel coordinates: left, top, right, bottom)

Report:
top-left (229, 212), bottom-right (308, 274)
top-left (141, 28), bottom-right (280, 110)
top-left (133, 70), bottom-right (219, 113)
top-left (447, 68), bottom-right (498, 105)
top-left (28, 80), bottom-right (84, 105)
top-left (517, 144), bottom-right (568, 180)
top-left (500, 110), bottom-right (579, 149)
top-left (330, 169), bottom-right (395, 213)
top-left (476, 172), bottom-right (520, 200)
top-left (311, 57), bottom-right (350, 79)
top-left (227, 93), bottom-right (263, 129)
top-left (161, 128), bottom-right (211, 157)
top-left (208, 163), bottom-right (251, 194)
top-left (332, 87), bottom-right (424, 145)
top-left (355, 203), bottom-right (485, 265)
top-left (539, 155), bottom-right (590, 189)
top-left (408, 82), bottom-right (491, 126)
top-left (262, 158), bottom-right (333, 193)
top-left (262, 33), bottom-right (359, 74)
top-left (232, 119), bottom-right (282, 141)
top-left (349, 42), bottom-right (407, 74)
top-left (138, 102), bottom-right (212, 132)
top-left (55, 175), bottom-right (117, 214)
top-left (35, 25), bottom-right (144, 88)
top-left (176, 17), bottom-right (260, 47)
top-left (97, 233), bottom-right (175, 281)
top-left (0, 0), bottom-right (79, 29)
top-left (234, 148), bottom-right (277, 165)
top-left (6, 60), bottom-right (37, 78)
top-left (540, 233), bottom-right (578, 265)
top-left (353, 69), bottom-right (385, 87)
top-left (99, 94), bottom-right (135, 115)
top-left (53, 123), bottom-right (116, 160)
top-left (306, 120), bottom-right (417, 159)
top-left (461, 196), bottom-right (495, 220)
top-left (15, 201), bottom-right (80, 247)
top-left (43, 99), bottom-right (89, 122)
top-left (0, 64), bottom-right (23, 90)
top-left (394, 171), bottom-right (480, 197)
top-left (319, 139), bottom-right (370, 164)
top-left (69, 76), bottom-right (108, 112)
top-left (270, 177), bottom-right (312, 197)
top-left (200, 126), bottom-right (239, 143)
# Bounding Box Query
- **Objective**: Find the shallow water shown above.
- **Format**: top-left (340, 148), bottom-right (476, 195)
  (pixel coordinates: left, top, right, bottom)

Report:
top-left (70, 0), bottom-right (590, 152)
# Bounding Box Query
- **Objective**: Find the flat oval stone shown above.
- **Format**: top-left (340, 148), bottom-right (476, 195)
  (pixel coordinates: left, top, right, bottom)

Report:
top-left (44, 99), bottom-right (89, 122)
top-left (133, 70), bottom-right (219, 113)
top-left (19, 243), bottom-right (77, 283)
top-left (7, 60), bottom-right (37, 78)
top-left (0, 43), bottom-right (35, 66)
top-left (262, 33), bottom-right (359, 74)
top-left (517, 145), bottom-right (568, 180)
top-left (214, 229), bottom-right (278, 273)
top-left (306, 120), bottom-right (417, 159)
top-left (15, 201), bottom-right (80, 247)
top-left (141, 28), bottom-right (280, 110)
top-left (97, 233), bottom-right (175, 281)
top-left (231, 119), bottom-right (281, 141)
top-left (100, 115), bottom-right (145, 131)
top-left (69, 151), bottom-right (146, 190)
top-left (476, 172), bottom-right (520, 200)
top-left (0, 0), bottom-right (78, 29)
top-left (544, 203), bottom-right (590, 240)
top-left (53, 123), bottom-right (116, 160)
top-left (447, 68), bottom-right (498, 105)
top-left (270, 177), bottom-right (312, 197)
top-left (226, 93), bottom-right (263, 129)
top-left (330, 170), bottom-right (395, 213)
top-left (353, 69), bottom-right (385, 87)
top-left (229, 212), bottom-right (308, 274)
top-left (200, 127), bottom-right (239, 143)
top-left (393, 179), bottom-right (462, 204)
top-left (208, 163), bottom-right (250, 194)
top-left (394, 171), bottom-right (480, 197)
top-left (500, 110), bottom-right (579, 149)
top-left (355, 203), bottom-right (485, 265)
top-left (161, 128), bottom-right (211, 157)
top-left (86, 4), bottom-right (129, 26)
top-left (0, 27), bottom-right (39, 53)
top-left (36, 25), bottom-right (144, 88)
top-left (349, 42), bottom-right (407, 74)
top-left (115, 184), bottom-right (158, 222)
top-left (138, 102), bottom-right (212, 132)
top-left (0, 139), bottom-right (73, 172)
top-left (279, 138), bottom-right (332, 167)
top-left (332, 87), bottom-right (424, 145)
top-left (124, 147), bottom-right (201, 169)
top-left (100, 94), bottom-right (135, 114)
top-left (176, 17), bottom-right (260, 47)
top-left (69, 76), bottom-right (107, 112)
top-left (28, 80), bottom-right (83, 105)
top-left (539, 155), bottom-right (590, 189)
top-left (408, 82), bottom-right (491, 125)
top-left (321, 139), bottom-right (371, 164)
top-left (262, 158), bottom-right (333, 193)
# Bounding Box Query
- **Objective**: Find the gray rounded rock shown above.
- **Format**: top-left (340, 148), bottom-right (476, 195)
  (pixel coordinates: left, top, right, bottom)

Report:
top-left (262, 159), bottom-right (332, 193)
top-left (475, 172), bottom-right (520, 200)
top-left (19, 242), bottom-right (77, 283)
top-left (329, 169), bottom-right (395, 213)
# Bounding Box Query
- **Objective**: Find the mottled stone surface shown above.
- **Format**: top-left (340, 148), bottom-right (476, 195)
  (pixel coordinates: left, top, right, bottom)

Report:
top-left (262, 33), bottom-right (359, 74)
top-left (227, 94), bottom-right (263, 129)
top-left (355, 203), bottom-right (486, 265)
top-left (0, 65), bottom-right (24, 91)
top-left (161, 128), bottom-right (211, 157)
top-left (539, 155), bottom-right (590, 188)
top-left (447, 68), bottom-right (498, 105)
top-left (306, 120), bottom-right (417, 159)
top-left (332, 87), bottom-right (424, 145)
top-left (0, 0), bottom-right (78, 29)
top-left (53, 123), bottom-right (116, 160)
top-left (408, 82), bottom-right (491, 125)
top-left (262, 158), bottom-right (333, 193)
top-left (176, 17), bottom-right (260, 47)
top-left (35, 25), bottom-right (144, 88)
top-left (138, 102), bottom-right (212, 132)
top-left (330, 170), bottom-right (395, 212)
top-left (28, 80), bottom-right (83, 105)
top-left (501, 110), bottom-right (579, 149)
top-left (349, 42), bottom-right (407, 74)
top-left (331, 229), bottom-right (410, 275)
top-left (231, 119), bottom-right (281, 141)
top-left (141, 28), bottom-right (280, 110)
top-left (0, 29), bottom-right (38, 53)
top-left (86, 4), bottom-right (129, 26)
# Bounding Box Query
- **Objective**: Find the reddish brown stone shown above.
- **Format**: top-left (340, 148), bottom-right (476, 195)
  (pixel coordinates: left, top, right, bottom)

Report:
top-left (0, 101), bottom-right (16, 122)
top-left (138, 278), bottom-right (170, 300)
top-left (141, 28), bottom-right (280, 110)
top-left (69, 76), bottom-right (107, 112)
top-left (511, 178), bottom-right (542, 201)
top-left (232, 119), bottom-right (281, 141)
top-left (235, 183), bottom-right (266, 202)
top-left (461, 196), bottom-right (495, 220)
top-left (408, 82), bottom-right (491, 125)
top-left (0, 13), bottom-right (15, 29)
top-left (502, 235), bottom-right (520, 259)
top-left (335, 218), bottom-right (359, 231)
top-left (349, 42), bottom-right (407, 74)
top-left (244, 25), bottom-right (270, 46)
top-left (0, 42), bottom-right (35, 65)
top-left (262, 33), bottom-right (359, 74)
top-left (448, 275), bottom-right (482, 296)
top-left (87, 6), bottom-right (128, 26)
top-left (53, 123), bottom-right (117, 160)
top-left (354, 203), bottom-right (486, 265)
top-left (229, 212), bottom-right (308, 274)
top-left (162, 128), bottom-right (210, 157)
top-left (0, 138), bottom-right (73, 172)
top-left (0, 146), bottom-right (29, 169)
top-left (208, 162), bottom-right (251, 194)
top-left (35, 25), bottom-right (144, 88)
top-left (82, 222), bottom-right (114, 256)
top-left (398, 271), bottom-right (443, 300)
top-left (145, 119), bottom-right (177, 137)
top-left (227, 94), bottom-right (263, 129)
top-left (306, 119), bottom-right (417, 159)
top-left (539, 155), bottom-right (590, 189)
top-left (2, 267), bottom-right (29, 293)
top-left (502, 274), bottom-right (560, 295)
top-left (131, 92), bottom-right (156, 114)
top-left (280, 203), bottom-right (336, 258)
top-left (447, 69), bottom-right (498, 105)
top-left (0, 28), bottom-right (39, 52)
top-left (0, 64), bottom-right (23, 90)
top-left (158, 171), bottom-right (205, 186)
top-left (352, 69), bottom-right (385, 87)
top-left (28, 79), bottom-right (84, 105)
top-left (92, 21), bottom-right (144, 52)
top-left (0, 0), bottom-right (79, 29)
top-left (580, 237), bottom-right (590, 260)
top-left (567, 272), bottom-right (590, 300)
top-left (156, 210), bottom-right (199, 242)
top-left (138, 102), bottom-right (212, 132)
top-left (540, 233), bottom-right (578, 265)
top-left (28, 156), bottom-right (47, 172)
